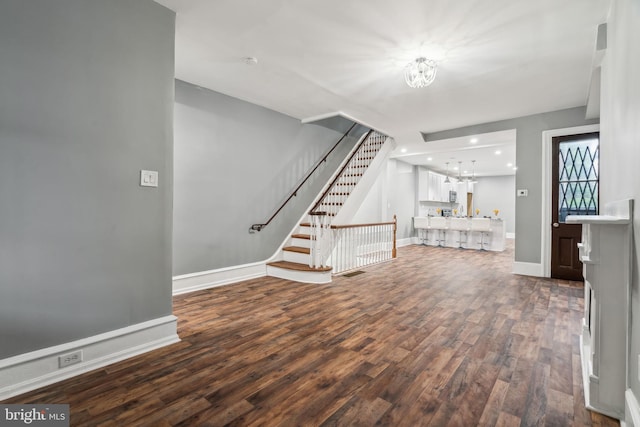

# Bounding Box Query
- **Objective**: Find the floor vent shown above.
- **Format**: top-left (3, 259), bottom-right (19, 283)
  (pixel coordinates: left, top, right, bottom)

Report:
top-left (343, 270), bottom-right (365, 277)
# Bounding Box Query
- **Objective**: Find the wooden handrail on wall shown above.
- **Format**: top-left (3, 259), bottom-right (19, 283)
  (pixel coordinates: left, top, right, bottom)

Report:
top-left (249, 123), bottom-right (358, 233)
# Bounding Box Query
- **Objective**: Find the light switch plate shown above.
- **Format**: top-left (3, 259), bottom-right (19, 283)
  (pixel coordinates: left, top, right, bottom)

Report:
top-left (140, 170), bottom-right (158, 188)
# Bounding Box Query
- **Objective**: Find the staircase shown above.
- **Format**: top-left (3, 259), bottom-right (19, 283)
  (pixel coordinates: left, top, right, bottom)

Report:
top-left (266, 130), bottom-right (391, 283)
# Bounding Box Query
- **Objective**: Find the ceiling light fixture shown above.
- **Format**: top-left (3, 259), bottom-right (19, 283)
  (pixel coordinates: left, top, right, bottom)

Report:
top-left (470, 138), bottom-right (478, 144)
top-left (404, 57), bottom-right (437, 88)
top-left (457, 161), bottom-right (463, 181)
top-left (495, 150), bottom-right (502, 155)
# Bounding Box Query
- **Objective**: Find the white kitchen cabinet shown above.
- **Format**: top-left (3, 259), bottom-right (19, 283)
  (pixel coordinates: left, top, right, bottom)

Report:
top-left (566, 199), bottom-right (633, 421)
top-left (429, 171), bottom-right (444, 201)
top-left (418, 167), bottom-right (430, 201)
top-left (418, 168), bottom-right (457, 202)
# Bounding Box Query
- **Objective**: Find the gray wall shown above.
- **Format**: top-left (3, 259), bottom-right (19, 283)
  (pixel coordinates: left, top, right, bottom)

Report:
top-left (0, 0), bottom-right (175, 358)
top-left (601, 0), bottom-right (640, 406)
top-left (387, 160), bottom-right (416, 240)
top-left (473, 176), bottom-right (516, 235)
top-left (173, 80), bottom-right (364, 276)
top-left (351, 159), bottom-right (415, 240)
top-left (423, 107), bottom-right (598, 264)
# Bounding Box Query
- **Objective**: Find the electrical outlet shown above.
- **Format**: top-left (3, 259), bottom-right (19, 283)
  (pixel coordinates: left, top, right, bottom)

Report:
top-left (59, 350), bottom-right (83, 368)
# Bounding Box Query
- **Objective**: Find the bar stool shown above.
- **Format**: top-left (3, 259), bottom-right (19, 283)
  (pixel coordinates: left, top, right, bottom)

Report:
top-left (471, 218), bottom-right (492, 250)
top-left (449, 217), bottom-right (470, 249)
top-left (429, 216), bottom-right (448, 247)
top-left (413, 217), bottom-right (429, 245)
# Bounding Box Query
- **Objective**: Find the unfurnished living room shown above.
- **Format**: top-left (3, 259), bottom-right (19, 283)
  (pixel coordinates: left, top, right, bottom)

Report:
top-left (1, 0), bottom-right (639, 426)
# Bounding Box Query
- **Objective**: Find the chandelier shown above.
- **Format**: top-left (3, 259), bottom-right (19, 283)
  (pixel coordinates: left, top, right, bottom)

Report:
top-left (404, 57), bottom-right (437, 88)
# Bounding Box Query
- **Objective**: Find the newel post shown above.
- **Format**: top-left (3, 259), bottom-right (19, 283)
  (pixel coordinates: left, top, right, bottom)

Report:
top-left (392, 214), bottom-right (397, 258)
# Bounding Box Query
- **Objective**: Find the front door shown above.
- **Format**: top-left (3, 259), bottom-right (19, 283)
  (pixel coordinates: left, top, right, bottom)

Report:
top-left (551, 132), bottom-right (599, 281)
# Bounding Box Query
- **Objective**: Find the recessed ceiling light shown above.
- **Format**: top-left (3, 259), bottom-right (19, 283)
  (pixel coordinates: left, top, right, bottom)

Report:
top-left (463, 170), bottom-right (468, 174)
top-left (507, 162), bottom-right (513, 167)
top-left (427, 157), bottom-right (433, 161)
top-left (495, 150), bottom-right (502, 155)
top-left (470, 138), bottom-right (478, 144)
top-left (454, 166), bottom-right (459, 170)
top-left (401, 148), bottom-right (407, 153)
top-left (513, 166), bottom-right (518, 171)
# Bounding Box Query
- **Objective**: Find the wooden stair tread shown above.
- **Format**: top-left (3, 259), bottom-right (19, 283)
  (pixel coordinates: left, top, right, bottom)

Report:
top-left (283, 246), bottom-right (311, 254)
top-left (292, 234), bottom-right (311, 240)
top-left (267, 260), bottom-right (332, 272)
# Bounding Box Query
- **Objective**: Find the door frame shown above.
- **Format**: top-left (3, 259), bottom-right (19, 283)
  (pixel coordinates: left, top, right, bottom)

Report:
top-left (541, 124), bottom-right (599, 277)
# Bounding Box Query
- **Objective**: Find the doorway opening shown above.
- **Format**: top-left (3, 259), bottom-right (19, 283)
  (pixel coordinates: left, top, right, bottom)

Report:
top-left (551, 132), bottom-right (599, 280)
top-left (541, 124), bottom-right (600, 278)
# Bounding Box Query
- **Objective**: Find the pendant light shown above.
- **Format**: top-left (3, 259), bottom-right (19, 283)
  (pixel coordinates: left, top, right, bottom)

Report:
top-left (468, 160), bottom-right (478, 183)
top-left (444, 162), bottom-right (451, 183)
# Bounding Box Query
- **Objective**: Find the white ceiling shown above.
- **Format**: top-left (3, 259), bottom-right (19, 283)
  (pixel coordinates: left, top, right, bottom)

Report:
top-left (156, 0), bottom-right (609, 176)
top-left (396, 129), bottom-right (517, 177)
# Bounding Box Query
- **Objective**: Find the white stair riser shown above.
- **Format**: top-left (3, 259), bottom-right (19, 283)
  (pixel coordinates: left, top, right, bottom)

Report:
top-left (291, 237), bottom-right (311, 248)
top-left (283, 251), bottom-right (310, 264)
top-left (299, 226), bottom-right (312, 235)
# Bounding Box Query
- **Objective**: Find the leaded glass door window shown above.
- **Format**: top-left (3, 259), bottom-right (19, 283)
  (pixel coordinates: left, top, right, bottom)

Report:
top-left (551, 132), bottom-right (599, 281)
top-left (558, 137), bottom-right (599, 222)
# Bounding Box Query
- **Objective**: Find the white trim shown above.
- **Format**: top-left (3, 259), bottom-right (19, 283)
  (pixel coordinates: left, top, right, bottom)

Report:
top-left (506, 232), bottom-right (515, 239)
top-left (0, 315), bottom-right (179, 400)
top-left (396, 237), bottom-right (414, 247)
top-left (626, 389), bottom-right (640, 427)
top-left (266, 265), bottom-right (332, 284)
top-left (512, 261), bottom-right (544, 277)
top-left (541, 124), bottom-right (600, 278)
top-left (173, 262), bottom-right (266, 295)
top-left (300, 111), bottom-right (392, 138)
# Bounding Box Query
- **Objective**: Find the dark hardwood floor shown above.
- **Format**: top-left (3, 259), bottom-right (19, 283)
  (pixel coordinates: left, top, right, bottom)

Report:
top-left (4, 242), bottom-right (620, 426)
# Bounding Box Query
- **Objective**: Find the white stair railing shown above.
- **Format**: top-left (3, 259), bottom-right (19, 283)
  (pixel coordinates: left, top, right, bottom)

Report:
top-left (309, 212), bottom-right (331, 269)
top-left (329, 215), bottom-right (397, 274)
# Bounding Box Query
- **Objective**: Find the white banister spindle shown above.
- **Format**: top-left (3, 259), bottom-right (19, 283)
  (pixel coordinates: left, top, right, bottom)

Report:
top-left (309, 213), bottom-right (330, 269)
top-left (309, 215), bottom-right (318, 268)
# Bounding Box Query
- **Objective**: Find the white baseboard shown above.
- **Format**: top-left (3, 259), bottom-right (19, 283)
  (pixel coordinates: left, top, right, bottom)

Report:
top-left (626, 389), bottom-right (640, 427)
top-left (396, 237), bottom-right (415, 247)
top-left (512, 261), bottom-right (544, 277)
top-left (0, 315), bottom-right (179, 400)
top-left (173, 262), bottom-right (266, 295)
